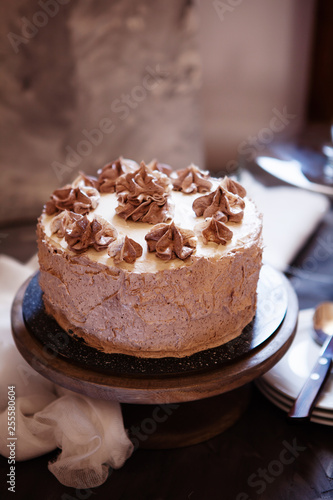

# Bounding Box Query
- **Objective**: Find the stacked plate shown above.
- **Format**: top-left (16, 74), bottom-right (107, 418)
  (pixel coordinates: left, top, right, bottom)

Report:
top-left (256, 309), bottom-right (333, 426)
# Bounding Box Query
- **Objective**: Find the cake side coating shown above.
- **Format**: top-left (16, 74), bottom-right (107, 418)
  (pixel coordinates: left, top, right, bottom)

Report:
top-left (37, 226), bottom-right (262, 357)
top-left (37, 160), bottom-right (263, 358)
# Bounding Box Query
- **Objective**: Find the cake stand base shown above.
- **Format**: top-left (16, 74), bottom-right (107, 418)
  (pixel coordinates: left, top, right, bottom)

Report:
top-left (122, 384), bottom-right (251, 449)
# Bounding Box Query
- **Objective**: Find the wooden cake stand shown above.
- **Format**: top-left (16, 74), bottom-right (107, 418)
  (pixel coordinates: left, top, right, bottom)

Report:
top-left (11, 265), bottom-right (298, 448)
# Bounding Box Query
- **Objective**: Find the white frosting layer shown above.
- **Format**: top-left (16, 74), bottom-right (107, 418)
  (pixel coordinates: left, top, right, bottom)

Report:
top-left (41, 178), bottom-right (261, 273)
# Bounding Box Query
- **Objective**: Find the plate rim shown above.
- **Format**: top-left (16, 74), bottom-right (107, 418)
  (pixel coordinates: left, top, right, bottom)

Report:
top-left (260, 308), bottom-right (333, 411)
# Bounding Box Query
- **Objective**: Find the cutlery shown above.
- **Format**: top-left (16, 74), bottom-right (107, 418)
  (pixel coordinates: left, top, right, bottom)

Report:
top-left (256, 156), bottom-right (333, 196)
top-left (287, 302), bottom-right (333, 421)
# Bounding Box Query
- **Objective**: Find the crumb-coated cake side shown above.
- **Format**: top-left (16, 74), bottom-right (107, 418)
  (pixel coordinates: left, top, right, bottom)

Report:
top-left (37, 159), bottom-right (263, 358)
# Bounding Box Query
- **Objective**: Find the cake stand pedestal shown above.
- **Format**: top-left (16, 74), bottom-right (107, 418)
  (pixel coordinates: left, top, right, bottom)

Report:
top-left (11, 266), bottom-right (298, 448)
top-left (121, 385), bottom-right (252, 449)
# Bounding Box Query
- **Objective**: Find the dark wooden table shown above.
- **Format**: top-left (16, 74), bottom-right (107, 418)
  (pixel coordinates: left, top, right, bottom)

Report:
top-left (0, 199), bottom-right (333, 500)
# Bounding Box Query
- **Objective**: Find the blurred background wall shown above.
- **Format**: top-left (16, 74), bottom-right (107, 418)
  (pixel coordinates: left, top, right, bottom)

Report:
top-left (0, 0), bottom-right (203, 224)
top-left (197, 0), bottom-right (316, 172)
top-left (1, 0), bottom-right (332, 226)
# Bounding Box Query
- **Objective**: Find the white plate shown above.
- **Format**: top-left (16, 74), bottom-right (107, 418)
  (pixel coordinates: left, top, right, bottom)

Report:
top-left (256, 378), bottom-right (333, 419)
top-left (259, 309), bottom-right (333, 411)
top-left (256, 378), bottom-right (333, 426)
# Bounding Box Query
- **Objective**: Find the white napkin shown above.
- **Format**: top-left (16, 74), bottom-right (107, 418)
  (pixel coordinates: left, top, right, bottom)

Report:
top-left (240, 171), bottom-right (330, 271)
top-left (0, 255), bottom-right (133, 488)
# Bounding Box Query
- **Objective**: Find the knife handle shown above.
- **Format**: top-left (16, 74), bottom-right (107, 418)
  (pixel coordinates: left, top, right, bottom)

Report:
top-left (287, 336), bottom-right (333, 421)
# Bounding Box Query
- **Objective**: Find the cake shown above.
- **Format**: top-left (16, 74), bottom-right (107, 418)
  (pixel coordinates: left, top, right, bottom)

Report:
top-left (37, 158), bottom-right (263, 358)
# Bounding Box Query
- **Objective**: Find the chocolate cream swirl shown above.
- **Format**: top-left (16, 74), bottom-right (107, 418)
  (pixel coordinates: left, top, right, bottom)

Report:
top-left (108, 235), bottom-right (143, 264)
top-left (50, 210), bottom-right (81, 238)
top-left (146, 159), bottom-right (173, 177)
top-left (192, 177), bottom-right (246, 223)
top-left (172, 164), bottom-right (212, 194)
top-left (196, 217), bottom-right (233, 245)
top-left (97, 157), bottom-right (138, 193)
top-left (145, 221), bottom-right (196, 260)
top-left (50, 211), bottom-right (117, 253)
top-left (221, 176), bottom-right (247, 198)
top-left (45, 185), bottom-right (100, 216)
top-left (72, 172), bottom-right (100, 190)
top-left (115, 161), bottom-right (173, 224)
